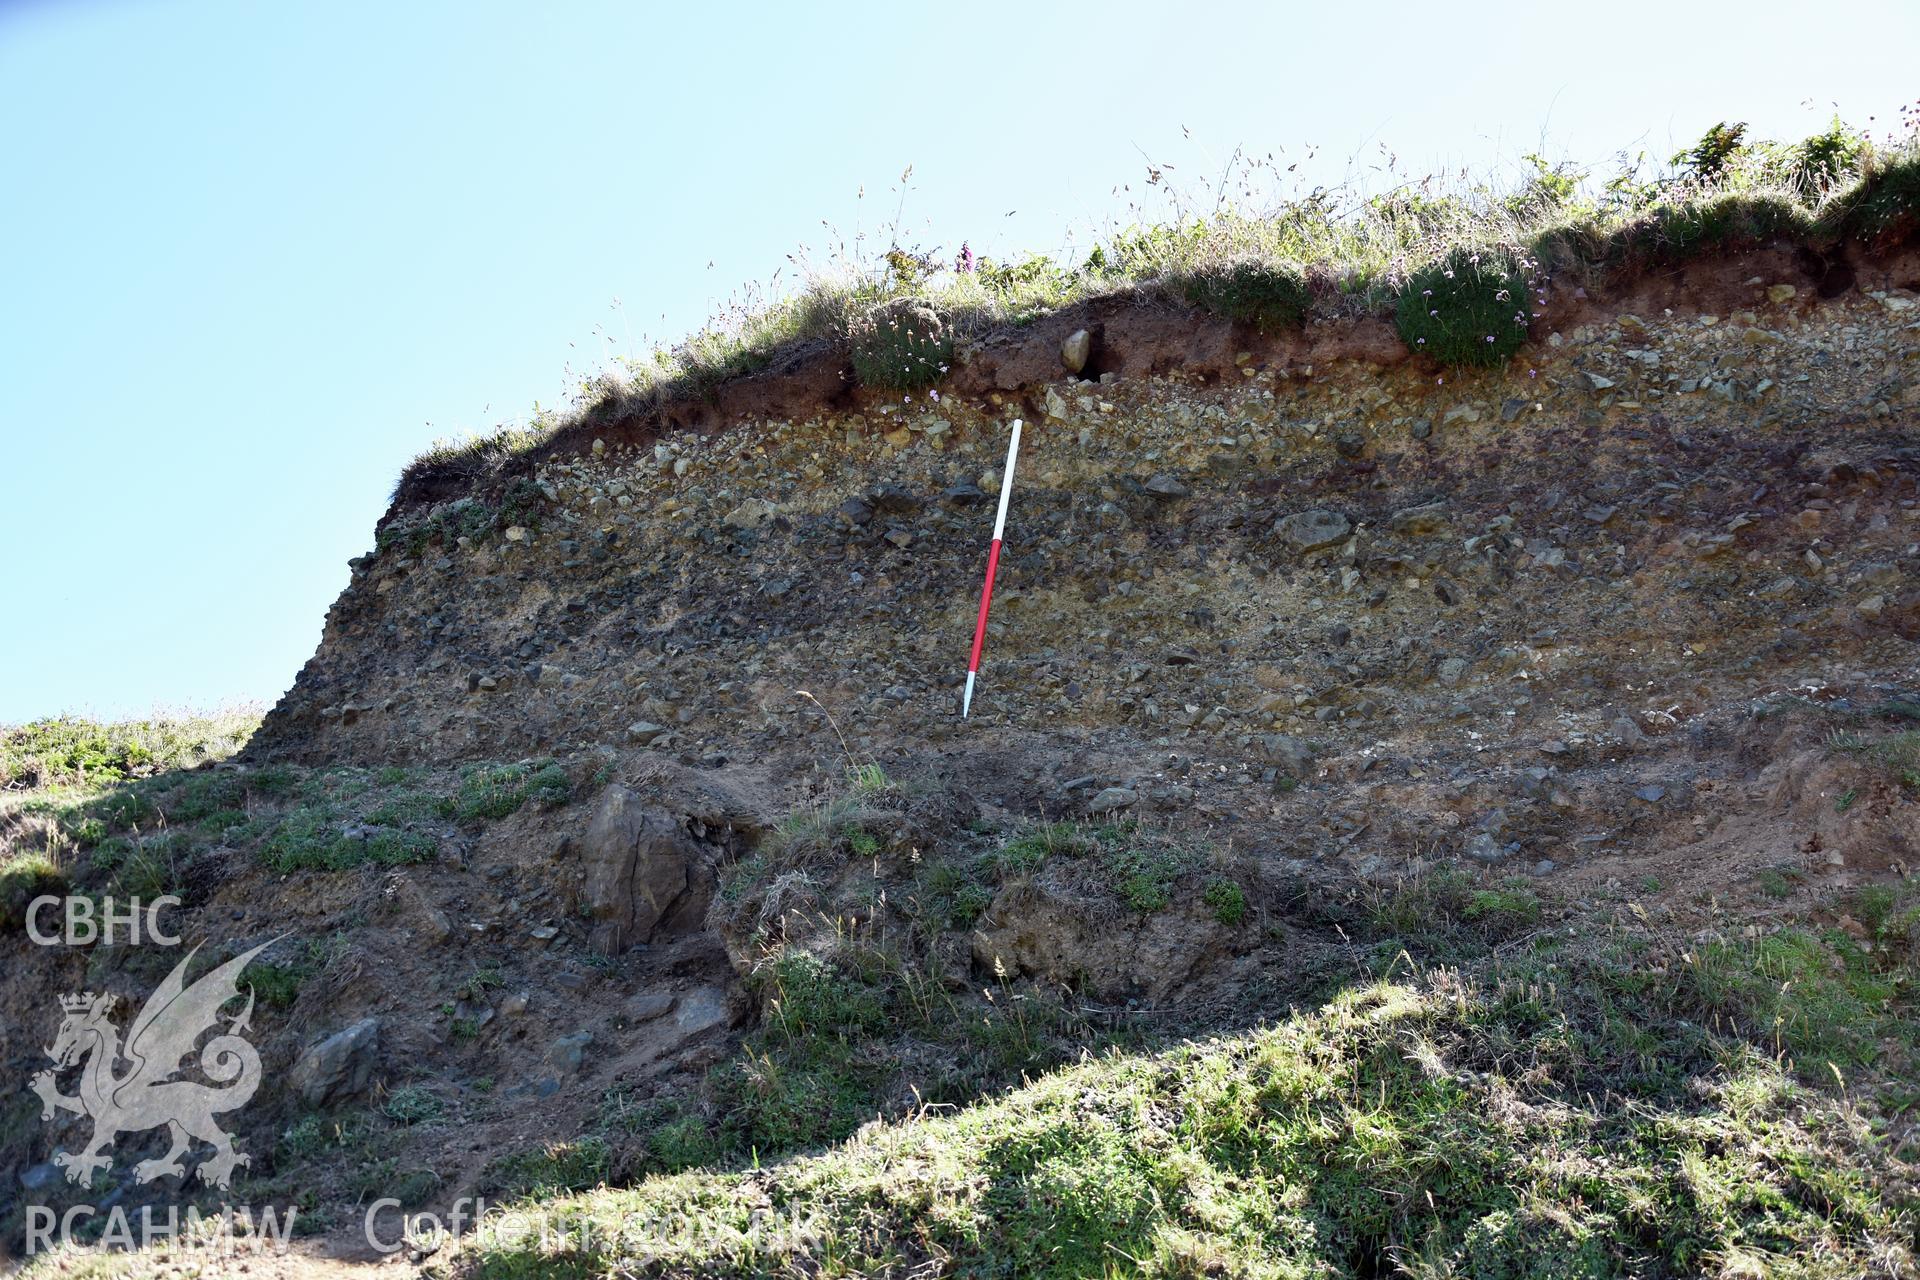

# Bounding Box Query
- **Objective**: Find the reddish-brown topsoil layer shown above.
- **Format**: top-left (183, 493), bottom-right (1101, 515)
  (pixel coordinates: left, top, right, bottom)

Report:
top-left (392, 238), bottom-right (1920, 511)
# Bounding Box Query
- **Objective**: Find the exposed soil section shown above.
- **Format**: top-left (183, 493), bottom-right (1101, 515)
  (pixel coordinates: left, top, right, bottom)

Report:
top-left (392, 237), bottom-right (1920, 512)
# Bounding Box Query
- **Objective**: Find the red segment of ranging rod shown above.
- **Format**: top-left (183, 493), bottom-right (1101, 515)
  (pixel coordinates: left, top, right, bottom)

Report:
top-left (962, 419), bottom-right (1023, 718)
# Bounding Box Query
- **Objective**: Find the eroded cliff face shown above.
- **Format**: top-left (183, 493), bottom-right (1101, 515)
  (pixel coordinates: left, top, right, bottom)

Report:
top-left (259, 281), bottom-right (1918, 890)
top-left (8, 257), bottom-right (1918, 1268)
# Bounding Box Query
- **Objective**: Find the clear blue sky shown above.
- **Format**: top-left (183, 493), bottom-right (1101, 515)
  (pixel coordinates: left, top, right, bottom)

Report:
top-left (3, 0), bottom-right (1915, 724)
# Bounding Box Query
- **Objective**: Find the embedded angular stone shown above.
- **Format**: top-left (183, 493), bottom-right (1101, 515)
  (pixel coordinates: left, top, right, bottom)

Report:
top-left (1274, 509), bottom-right (1350, 551)
top-left (867, 483), bottom-right (923, 515)
top-left (290, 1018), bottom-right (381, 1107)
top-left (1259, 734), bottom-right (1315, 778)
top-left (1061, 329), bottom-right (1091, 375)
top-left (723, 499), bottom-right (777, 529)
top-left (940, 482), bottom-right (988, 506)
top-left (1389, 502), bottom-right (1449, 537)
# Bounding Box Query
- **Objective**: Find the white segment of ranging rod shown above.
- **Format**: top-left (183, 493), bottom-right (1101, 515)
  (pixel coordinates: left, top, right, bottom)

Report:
top-left (992, 420), bottom-right (1021, 539)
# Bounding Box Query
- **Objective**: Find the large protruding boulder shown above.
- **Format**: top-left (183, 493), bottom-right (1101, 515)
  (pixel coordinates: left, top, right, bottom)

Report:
top-left (574, 785), bottom-right (711, 954)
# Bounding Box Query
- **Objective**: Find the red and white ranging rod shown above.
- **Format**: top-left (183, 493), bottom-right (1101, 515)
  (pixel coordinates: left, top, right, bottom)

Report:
top-left (962, 419), bottom-right (1023, 718)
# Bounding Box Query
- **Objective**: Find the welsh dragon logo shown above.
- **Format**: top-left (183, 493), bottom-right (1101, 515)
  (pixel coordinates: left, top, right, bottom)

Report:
top-left (31, 942), bottom-right (269, 1191)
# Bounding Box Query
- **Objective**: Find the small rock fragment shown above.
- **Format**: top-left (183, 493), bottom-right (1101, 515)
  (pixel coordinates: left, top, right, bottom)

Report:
top-left (1274, 509), bottom-right (1351, 551)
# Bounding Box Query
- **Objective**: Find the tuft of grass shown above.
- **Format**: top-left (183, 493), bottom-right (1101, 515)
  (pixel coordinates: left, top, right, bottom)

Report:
top-left (1674, 929), bottom-right (1900, 1067)
top-left (709, 1044), bottom-right (883, 1156)
top-left (1368, 866), bottom-right (1543, 952)
top-left (375, 477), bottom-right (548, 554)
top-left (484, 1136), bottom-right (611, 1198)
top-left (259, 811), bottom-right (437, 873)
top-left (1830, 147), bottom-right (1920, 247)
top-left (755, 948), bottom-right (892, 1043)
top-left (919, 859), bottom-right (993, 928)
top-left (452, 760), bottom-right (572, 823)
top-left (276, 1112), bottom-right (372, 1164)
top-left (105, 831), bottom-right (190, 900)
top-left (1463, 880), bottom-right (1542, 929)
top-left (248, 959), bottom-right (311, 1010)
top-left (347, 1158), bottom-right (441, 1209)
top-left (1102, 842), bottom-right (1191, 913)
top-left (763, 768), bottom-right (895, 869)
top-left (989, 821), bottom-right (1087, 877)
top-left (1177, 257), bottom-right (1310, 332)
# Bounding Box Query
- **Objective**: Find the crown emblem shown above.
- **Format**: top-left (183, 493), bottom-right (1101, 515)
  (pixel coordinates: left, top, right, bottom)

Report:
top-left (60, 991), bottom-right (109, 1014)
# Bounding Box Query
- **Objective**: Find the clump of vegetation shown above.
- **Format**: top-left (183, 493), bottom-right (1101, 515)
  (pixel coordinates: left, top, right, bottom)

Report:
top-left (347, 1158), bottom-right (441, 1209)
top-left (1673, 929), bottom-right (1898, 1066)
top-left (484, 1135), bottom-right (611, 1198)
top-left (381, 1085), bottom-right (446, 1127)
top-left (0, 711), bottom-right (258, 791)
top-left (987, 820), bottom-right (1085, 876)
top-left (1177, 257), bottom-right (1310, 332)
top-left (0, 723), bottom-right (597, 901)
top-left (939, 820), bottom-right (1216, 918)
top-left (1756, 865), bottom-right (1802, 899)
top-left (1201, 876), bottom-right (1248, 924)
top-left (753, 764), bottom-right (896, 877)
top-left (1395, 246), bottom-right (1532, 366)
top-left (755, 947), bottom-right (892, 1042)
top-left (919, 859), bottom-right (993, 927)
top-left (1099, 838), bottom-right (1196, 913)
top-left (276, 1112), bottom-right (371, 1164)
top-left (1835, 728), bottom-right (1920, 790)
top-left (375, 496), bottom-right (498, 556)
top-left (848, 297), bottom-right (952, 390)
top-left (598, 1090), bottom-right (728, 1174)
top-left (374, 476), bottom-right (547, 556)
top-left (391, 425), bottom-right (551, 500)
top-left (1836, 147), bottom-right (1920, 246)
top-left (260, 811), bottom-right (437, 873)
top-left (248, 957), bottom-right (312, 1010)
top-left (452, 759), bottom-right (571, 822)
top-left (1368, 866), bottom-right (1543, 952)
